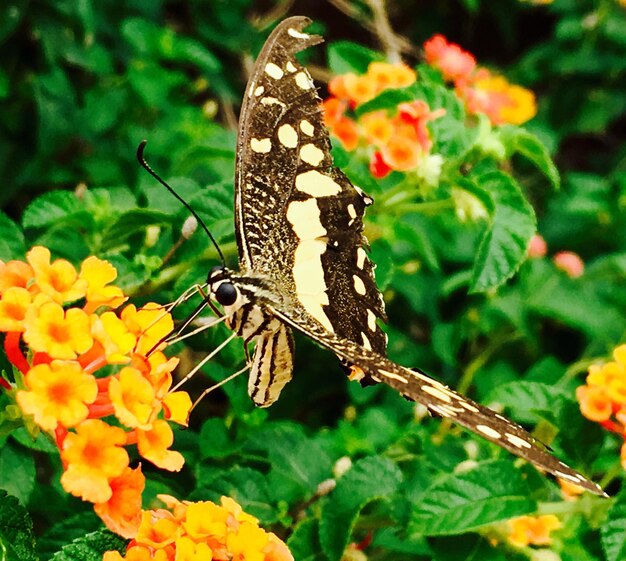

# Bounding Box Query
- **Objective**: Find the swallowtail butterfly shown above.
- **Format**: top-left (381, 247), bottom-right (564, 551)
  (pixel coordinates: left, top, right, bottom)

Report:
top-left (201, 16), bottom-right (603, 495)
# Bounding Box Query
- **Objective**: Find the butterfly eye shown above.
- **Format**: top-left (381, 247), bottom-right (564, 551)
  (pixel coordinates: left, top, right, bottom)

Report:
top-left (215, 282), bottom-right (238, 306)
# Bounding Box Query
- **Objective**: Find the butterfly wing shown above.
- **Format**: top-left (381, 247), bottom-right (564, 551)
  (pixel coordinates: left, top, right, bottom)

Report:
top-left (234, 16), bottom-right (387, 356)
top-left (266, 301), bottom-right (605, 496)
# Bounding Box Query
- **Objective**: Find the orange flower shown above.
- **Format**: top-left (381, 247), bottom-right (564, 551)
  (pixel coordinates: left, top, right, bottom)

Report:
top-left (23, 299), bottom-right (93, 359)
top-left (360, 111), bottom-right (394, 146)
top-left (122, 303), bottom-right (174, 355)
top-left (331, 117), bottom-right (360, 151)
top-left (322, 97), bottom-right (347, 127)
top-left (553, 251), bottom-right (584, 278)
top-left (265, 533), bottom-right (295, 561)
top-left (343, 73), bottom-right (378, 106)
top-left (60, 419), bottom-right (129, 503)
top-left (0, 287), bottom-right (32, 332)
top-left (79, 256), bottom-right (126, 313)
top-left (27, 246), bottom-right (87, 303)
top-left (380, 134), bottom-right (422, 171)
top-left (137, 419), bottom-right (184, 471)
top-left (109, 366), bottom-right (156, 429)
top-left (91, 311), bottom-right (137, 364)
top-left (16, 361), bottom-right (98, 431)
top-left (507, 515), bottom-right (561, 547)
top-left (367, 61), bottom-right (416, 91)
top-left (424, 34), bottom-right (476, 82)
top-left (576, 385), bottom-right (613, 422)
top-left (94, 466), bottom-right (145, 538)
top-left (0, 260), bottom-right (34, 293)
top-left (135, 510), bottom-right (179, 549)
top-left (559, 478), bottom-right (585, 501)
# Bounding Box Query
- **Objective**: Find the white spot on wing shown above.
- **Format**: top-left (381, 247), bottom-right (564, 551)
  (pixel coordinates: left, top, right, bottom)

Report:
top-left (288, 28), bottom-right (310, 40)
top-left (286, 61), bottom-right (297, 73)
top-left (295, 71), bottom-right (312, 90)
top-left (476, 425), bottom-right (502, 439)
top-left (422, 385), bottom-right (453, 403)
top-left (261, 97), bottom-right (286, 108)
top-left (286, 199), bottom-right (333, 333)
top-left (265, 62), bottom-right (284, 79)
top-left (300, 120), bottom-right (314, 136)
top-left (367, 309), bottom-right (377, 331)
top-left (250, 138), bottom-right (271, 153)
top-left (356, 247), bottom-right (366, 269)
top-left (254, 86), bottom-right (265, 96)
top-left (353, 275), bottom-right (366, 295)
top-left (300, 144), bottom-right (324, 166)
top-left (459, 401), bottom-right (480, 413)
top-left (505, 433), bottom-right (531, 449)
top-left (378, 368), bottom-right (408, 384)
top-left (278, 124), bottom-right (298, 148)
top-left (361, 332), bottom-right (372, 350)
top-left (295, 170), bottom-right (342, 197)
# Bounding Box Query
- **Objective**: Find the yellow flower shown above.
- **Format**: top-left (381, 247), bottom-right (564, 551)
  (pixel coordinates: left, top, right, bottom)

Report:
top-left (60, 419), bottom-right (129, 503)
top-left (175, 536), bottom-right (213, 561)
top-left (367, 61), bottom-right (416, 91)
top-left (183, 501), bottom-right (229, 542)
top-left (137, 419), bottom-right (184, 472)
top-left (109, 366), bottom-right (156, 429)
top-left (79, 256), bottom-right (126, 313)
top-left (94, 466), bottom-right (145, 539)
top-left (221, 495), bottom-right (259, 527)
top-left (162, 391), bottom-right (192, 426)
top-left (16, 361), bottom-right (98, 431)
top-left (227, 521), bottom-right (269, 561)
top-left (0, 286), bottom-right (32, 332)
top-left (23, 299), bottom-right (93, 359)
top-left (91, 312), bottom-right (136, 364)
top-left (360, 111), bottom-right (394, 146)
top-left (507, 515), bottom-right (561, 547)
top-left (27, 246), bottom-right (87, 303)
top-left (122, 303), bottom-right (174, 355)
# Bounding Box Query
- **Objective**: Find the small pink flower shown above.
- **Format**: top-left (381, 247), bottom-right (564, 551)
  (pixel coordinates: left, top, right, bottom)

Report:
top-left (528, 234), bottom-right (547, 258)
top-left (553, 251), bottom-right (584, 278)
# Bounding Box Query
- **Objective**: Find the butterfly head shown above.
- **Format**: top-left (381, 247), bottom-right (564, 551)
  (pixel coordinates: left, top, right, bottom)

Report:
top-left (207, 265), bottom-right (242, 310)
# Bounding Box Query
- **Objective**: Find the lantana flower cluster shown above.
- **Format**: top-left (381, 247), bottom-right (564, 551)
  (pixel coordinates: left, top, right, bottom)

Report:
top-left (507, 515), bottom-right (561, 548)
top-left (424, 34), bottom-right (537, 126)
top-left (323, 61), bottom-right (446, 180)
top-left (104, 495), bottom-right (293, 561)
top-left (0, 247), bottom-right (192, 537)
top-left (576, 344), bottom-right (626, 467)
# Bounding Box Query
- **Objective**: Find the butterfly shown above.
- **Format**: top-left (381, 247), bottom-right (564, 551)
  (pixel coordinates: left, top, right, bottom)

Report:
top-left (193, 16), bottom-right (604, 495)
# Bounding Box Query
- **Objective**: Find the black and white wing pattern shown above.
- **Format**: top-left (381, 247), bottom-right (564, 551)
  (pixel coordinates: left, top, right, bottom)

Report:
top-left (234, 16), bottom-right (386, 356)
top-left (216, 16), bottom-right (605, 495)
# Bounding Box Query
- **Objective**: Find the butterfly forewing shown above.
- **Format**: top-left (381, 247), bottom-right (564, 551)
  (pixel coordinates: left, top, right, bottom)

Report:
top-left (235, 16), bottom-right (387, 356)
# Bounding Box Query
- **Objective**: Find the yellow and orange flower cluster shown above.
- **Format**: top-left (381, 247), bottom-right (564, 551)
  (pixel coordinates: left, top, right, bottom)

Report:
top-left (323, 61), bottom-right (445, 179)
top-left (424, 34), bottom-right (537, 125)
top-left (507, 515), bottom-right (561, 547)
top-left (576, 345), bottom-right (626, 467)
top-left (104, 495), bottom-right (293, 561)
top-left (0, 247), bottom-right (192, 538)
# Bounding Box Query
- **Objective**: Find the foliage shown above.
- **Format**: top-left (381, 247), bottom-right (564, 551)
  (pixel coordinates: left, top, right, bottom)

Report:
top-left (1, 1), bottom-right (625, 560)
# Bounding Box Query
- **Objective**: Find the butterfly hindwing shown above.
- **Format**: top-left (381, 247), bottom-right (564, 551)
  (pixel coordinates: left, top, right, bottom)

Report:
top-left (235, 16), bottom-right (386, 356)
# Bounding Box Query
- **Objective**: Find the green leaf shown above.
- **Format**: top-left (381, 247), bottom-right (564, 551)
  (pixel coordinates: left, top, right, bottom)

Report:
top-left (501, 127), bottom-right (560, 189)
top-left (100, 209), bottom-right (173, 249)
top-left (198, 417), bottom-right (243, 459)
top-left (22, 190), bottom-right (82, 230)
top-left (601, 483), bottom-right (626, 561)
top-left (287, 519), bottom-right (328, 561)
top-left (465, 171), bottom-right (536, 292)
top-left (409, 461), bottom-right (536, 536)
top-left (0, 490), bottom-right (38, 561)
top-left (194, 467), bottom-right (279, 523)
top-left (50, 530), bottom-right (126, 561)
top-left (327, 41), bottom-right (383, 74)
top-left (37, 512), bottom-right (102, 561)
top-left (430, 534), bottom-right (524, 561)
top-left (0, 441), bottom-right (35, 505)
top-left (319, 455), bottom-right (402, 561)
top-left (0, 211), bottom-right (25, 260)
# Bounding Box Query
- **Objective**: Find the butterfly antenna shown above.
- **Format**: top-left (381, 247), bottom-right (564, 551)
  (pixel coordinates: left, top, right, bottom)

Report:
top-left (136, 140), bottom-right (226, 265)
